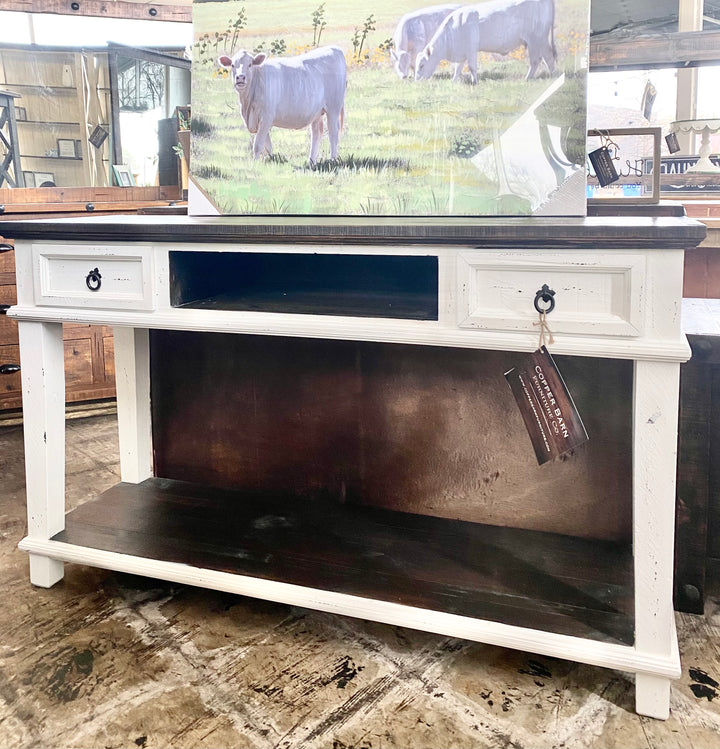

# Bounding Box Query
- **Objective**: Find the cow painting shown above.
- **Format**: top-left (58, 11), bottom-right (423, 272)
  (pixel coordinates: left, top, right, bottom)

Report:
top-left (217, 45), bottom-right (346, 164)
top-left (390, 4), bottom-right (461, 79)
top-left (415, 0), bottom-right (557, 83)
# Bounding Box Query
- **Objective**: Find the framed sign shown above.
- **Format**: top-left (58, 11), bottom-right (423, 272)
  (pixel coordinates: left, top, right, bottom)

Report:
top-left (586, 127), bottom-right (661, 205)
top-left (89, 125), bottom-right (109, 149)
top-left (57, 138), bottom-right (78, 159)
top-left (35, 173), bottom-right (56, 186)
top-left (189, 0), bottom-right (591, 217)
top-left (112, 164), bottom-right (136, 187)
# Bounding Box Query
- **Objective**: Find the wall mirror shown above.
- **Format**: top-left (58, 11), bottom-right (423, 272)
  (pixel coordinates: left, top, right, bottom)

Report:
top-left (0, 7), bottom-right (191, 208)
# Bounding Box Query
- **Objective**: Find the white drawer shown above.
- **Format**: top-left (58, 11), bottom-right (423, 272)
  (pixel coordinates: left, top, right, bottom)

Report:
top-left (32, 244), bottom-right (154, 311)
top-left (457, 251), bottom-right (646, 338)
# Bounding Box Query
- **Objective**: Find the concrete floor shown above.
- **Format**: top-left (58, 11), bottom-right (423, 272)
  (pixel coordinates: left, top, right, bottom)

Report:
top-left (1, 414), bottom-right (720, 749)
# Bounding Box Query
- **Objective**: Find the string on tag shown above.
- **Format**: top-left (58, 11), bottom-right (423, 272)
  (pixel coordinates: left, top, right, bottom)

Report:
top-left (534, 310), bottom-right (555, 349)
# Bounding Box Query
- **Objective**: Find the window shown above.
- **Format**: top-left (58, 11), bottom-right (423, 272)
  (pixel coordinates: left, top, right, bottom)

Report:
top-left (118, 58), bottom-right (165, 112)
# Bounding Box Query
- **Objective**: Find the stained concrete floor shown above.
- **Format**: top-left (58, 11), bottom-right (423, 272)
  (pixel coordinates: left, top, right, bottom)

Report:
top-left (1, 414), bottom-right (720, 749)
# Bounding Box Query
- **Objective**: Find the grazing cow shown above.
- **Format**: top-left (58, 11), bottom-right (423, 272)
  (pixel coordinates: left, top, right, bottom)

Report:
top-left (390, 4), bottom-right (461, 79)
top-left (415, 0), bottom-right (557, 83)
top-left (217, 45), bottom-right (346, 164)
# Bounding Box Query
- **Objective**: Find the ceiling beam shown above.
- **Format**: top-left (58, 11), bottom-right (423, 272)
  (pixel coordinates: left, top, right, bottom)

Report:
top-left (590, 28), bottom-right (720, 70)
top-left (3, 2), bottom-right (720, 73)
top-left (0, 1), bottom-right (191, 23)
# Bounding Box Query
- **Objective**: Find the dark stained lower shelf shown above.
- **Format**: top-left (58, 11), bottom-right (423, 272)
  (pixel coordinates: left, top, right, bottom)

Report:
top-left (54, 478), bottom-right (635, 645)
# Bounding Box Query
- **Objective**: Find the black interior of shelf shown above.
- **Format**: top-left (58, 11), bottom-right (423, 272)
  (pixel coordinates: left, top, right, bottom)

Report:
top-left (169, 251), bottom-right (439, 320)
top-left (54, 478), bottom-right (635, 645)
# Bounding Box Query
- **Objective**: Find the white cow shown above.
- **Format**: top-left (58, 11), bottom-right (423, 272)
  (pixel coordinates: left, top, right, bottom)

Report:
top-left (390, 4), bottom-right (461, 79)
top-left (217, 45), bottom-right (346, 164)
top-left (415, 0), bottom-right (557, 84)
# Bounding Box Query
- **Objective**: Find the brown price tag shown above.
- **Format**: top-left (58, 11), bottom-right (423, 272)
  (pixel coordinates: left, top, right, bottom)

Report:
top-left (505, 347), bottom-right (588, 465)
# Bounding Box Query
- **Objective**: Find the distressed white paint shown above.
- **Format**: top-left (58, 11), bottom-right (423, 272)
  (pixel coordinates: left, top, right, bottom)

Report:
top-left (7, 242), bottom-right (691, 363)
top-left (11, 231), bottom-right (694, 718)
top-left (633, 359), bottom-right (683, 719)
top-left (457, 251), bottom-right (646, 336)
top-left (31, 243), bottom-right (154, 310)
top-left (15, 537), bottom-right (683, 681)
top-left (636, 673), bottom-right (673, 720)
top-left (8, 308), bottom-right (691, 363)
top-left (113, 326), bottom-right (152, 484)
top-left (17, 321), bottom-right (66, 587)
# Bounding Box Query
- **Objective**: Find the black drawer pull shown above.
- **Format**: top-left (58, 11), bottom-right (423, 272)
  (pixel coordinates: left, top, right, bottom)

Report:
top-left (0, 243), bottom-right (13, 253)
top-left (0, 363), bottom-right (20, 375)
top-left (533, 284), bottom-right (556, 314)
top-left (0, 304), bottom-right (10, 315)
top-left (86, 267), bottom-right (102, 291)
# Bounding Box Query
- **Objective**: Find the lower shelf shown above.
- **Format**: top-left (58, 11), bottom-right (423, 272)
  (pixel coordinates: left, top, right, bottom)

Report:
top-left (51, 478), bottom-right (634, 645)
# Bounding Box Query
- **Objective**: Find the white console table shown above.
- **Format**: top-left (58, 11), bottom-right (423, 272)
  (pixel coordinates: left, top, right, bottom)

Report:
top-left (4, 215), bottom-right (706, 720)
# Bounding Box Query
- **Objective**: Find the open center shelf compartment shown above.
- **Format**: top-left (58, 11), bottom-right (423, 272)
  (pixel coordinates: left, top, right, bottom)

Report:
top-left (169, 251), bottom-right (439, 320)
top-left (54, 477), bottom-right (634, 645)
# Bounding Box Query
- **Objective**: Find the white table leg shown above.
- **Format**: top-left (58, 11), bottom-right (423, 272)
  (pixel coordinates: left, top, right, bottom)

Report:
top-left (633, 359), bottom-right (682, 720)
top-left (18, 320), bottom-right (65, 588)
top-left (113, 326), bottom-right (152, 484)
top-left (636, 673), bottom-right (672, 720)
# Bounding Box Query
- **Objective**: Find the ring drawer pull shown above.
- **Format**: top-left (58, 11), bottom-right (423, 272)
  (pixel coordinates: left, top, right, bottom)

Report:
top-left (533, 284), bottom-right (556, 314)
top-left (0, 363), bottom-right (20, 375)
top-left (85, 268), bottom-right (102, 291)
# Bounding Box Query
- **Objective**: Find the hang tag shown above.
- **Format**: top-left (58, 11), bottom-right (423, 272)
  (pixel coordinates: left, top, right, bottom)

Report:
top-left (665, 132), bottom-right (681, 154)
top-left (588, 146), bottom-right (619, 187)
top-left (504, 347), bottom-right (588, 465)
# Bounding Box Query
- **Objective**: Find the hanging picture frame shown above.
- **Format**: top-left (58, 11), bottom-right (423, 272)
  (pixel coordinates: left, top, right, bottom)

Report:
top-left (89, 125), bottom-right (109, 149)
top-left (586, 127), bottom-right (661, 205)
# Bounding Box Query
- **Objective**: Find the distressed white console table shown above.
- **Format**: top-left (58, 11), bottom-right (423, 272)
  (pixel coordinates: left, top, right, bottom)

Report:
top-left (4, 215), bottom-right (705, 719)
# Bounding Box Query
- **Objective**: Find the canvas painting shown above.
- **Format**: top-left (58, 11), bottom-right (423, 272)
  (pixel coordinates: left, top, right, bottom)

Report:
top-left (189, 0), bottom-right (590, 217)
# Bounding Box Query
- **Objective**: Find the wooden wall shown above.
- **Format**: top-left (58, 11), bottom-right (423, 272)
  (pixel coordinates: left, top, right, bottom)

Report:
top-left (1, 48), bottom-right (111, 189)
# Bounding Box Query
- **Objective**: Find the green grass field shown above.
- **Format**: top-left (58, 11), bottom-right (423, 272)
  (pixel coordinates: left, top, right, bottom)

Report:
top-left (189, 0), bottom-right (590, 215)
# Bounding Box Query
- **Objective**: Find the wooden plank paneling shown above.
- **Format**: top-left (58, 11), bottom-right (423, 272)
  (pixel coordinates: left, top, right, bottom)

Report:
top-left (705, 250), bottom-right (720, 299)
top-left (590, 28), bottom-right (720, 71)
top-left (0, 186), bottom-right (181, 206)
top-left (0, 240), bottom-right (14, 278)
top-left (683, 249), bottom-right (710, 299)
top-left (63, 334), bottom-right (94, 388)
top-left (708, 364), bottom-right (720, 561)
top-left (103, 335), bottom-right (115, 380)
top-left (0, 1), bottom-right (191, 23)
top-left (674, 344), bottom-right (712, 613)
top-left (0, 285), bottom-right (18, 346)
top-left (0, 343), bottom-right (22, 406)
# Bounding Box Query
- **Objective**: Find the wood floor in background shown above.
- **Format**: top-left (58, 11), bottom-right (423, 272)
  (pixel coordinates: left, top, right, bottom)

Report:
top-left (1, 415), bottom-right (719, 749)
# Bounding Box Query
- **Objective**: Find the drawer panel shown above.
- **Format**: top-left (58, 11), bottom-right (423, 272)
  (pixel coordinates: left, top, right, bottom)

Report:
top-left (32, 244), bottom-right (154, 310)
top-left (457, 251), bottom-right (646, 338)
top-left (0, 343), bottom-right (22, 398)
top-left (0, 284), bottom-right (17, 346)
